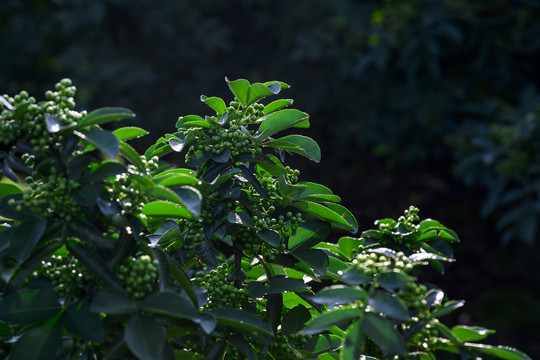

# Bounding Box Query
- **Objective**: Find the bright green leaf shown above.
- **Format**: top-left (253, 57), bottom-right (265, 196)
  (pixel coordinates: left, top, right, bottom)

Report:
top-left (78, 107), bottom-right (134, 128)
top-left (113, 126), bottom-right (149, 141)
top-left (452, 325), bottom-right (495, 342)
top-left (142, 200), bottom-right (194, 219)
top-left (264, 135), bottom-right (321, 162)
top-left (465, 343), bottom-right (532, 360)
top-left (258, 109), bottom-right (310, 141)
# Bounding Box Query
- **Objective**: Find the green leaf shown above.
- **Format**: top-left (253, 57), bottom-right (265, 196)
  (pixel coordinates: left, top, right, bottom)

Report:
top-left (90, 289), bottom-right (137, 315)
top-left (367, 290), bottom-right (410, 321)
top-left (227, 335), bottom-right (260, 360)
top-left (67, 220), bottom-right (116, 248)
top-left (263, 99), bottom-right (294, 115)
top-left (175, 186), bottom-right (203, 217)
top-left (377, 270), bottom-right (413, 291)
top-left (301, 307), bottom-right (362, 335)
top-left (142, 200), bottom-right (195, 219)
top-left (338, 236), bottom-right (363, 259)
top-left (266, 276), bottom-right (309, 294)
top-left (200, 95), bottom-right (227, 115)
top-left (226, 78), bottom-right (250, 107)
top-left (289, 220), bottom-right (331, 252)
top-left (264, 135), bottom-right (321, 162)
top-left (341, 321), bottom-right (365, 360)
top-left (324, 202), bottom-right (358, 234)
top-left (228, 211), bottom-right (254, 226)
top-left (153, 169), bottom-right (198, 187)
top-left (86, 161), bottom-right (127, 182)
top-left (293, 182), bottom-right (341, 202)
top-left (210, 307), bottom-right (274, 336)
top-left (340, 267), bottom-right (373, 286)
top-left (169, 262), bottom-right (198, 307)
top-left (63, 300), bottom-right (104, 342)
top-left (140, 292), bottom-right (198, 321)
top-left (120, 141), bottom-right (146, 170)
top-left (76, 128), bottom-right (119, 158)
top-left (9, 315), bottom-right (62, 360)
top-left (125, 314), bottom-right (167, 360)
top-left (68, 244), bottom-right (125, 293)
top-left (194, 238), bottom-right (218, 268)
top-left (361, 312), bottom-right (407, 355)
top-left (451, 325), bottom-right (495, 342)
top-left (291, 248), bottom-right (329, 276)
top-left (258, 109), bottom-right (310, 140)
top-left (281, 304), bottom-right (311, 335)
top-left (312, 285), bottom-right (367, 306)
top-left (150, 185), bottom-right (185, 204)
top-left (78, 107), bottom-right (135, 128)
top-left (238, 165), bottom-right (267, 198)
top-left (0, 182), bottom-right (22, 197)
top-left (292, 201), bottom-right (355, 233)
top-left (464, 343), bottom-right (532, 360)
top-left (113, 126), bottom-right (149, 141)
top-left (10, 220), bottom-right (46, 261)
top-left (247, 81), bottom-right (281, 106)
top-left (176, 115), bottom-right (212, 129)
top-left (431, 300), bottom-right (465, 319)
top-left (0, 290), bottom-right (61, 323)
top-left (257, 229), bottom-right (281, 247)
top-left (45, 114), bottom-right (75, 133)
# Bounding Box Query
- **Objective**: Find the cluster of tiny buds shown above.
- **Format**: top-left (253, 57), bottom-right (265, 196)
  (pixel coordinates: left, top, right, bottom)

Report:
top-left (32, 254), bottom-right (90, 299)
top-left (117, 255), bottom-right (159, 300)
top-left (193, 265), bottom-right (250, 309)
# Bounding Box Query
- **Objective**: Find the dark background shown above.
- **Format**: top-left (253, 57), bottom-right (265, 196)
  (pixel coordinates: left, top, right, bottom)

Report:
top-left (1, 0), bottom-right (539, 357)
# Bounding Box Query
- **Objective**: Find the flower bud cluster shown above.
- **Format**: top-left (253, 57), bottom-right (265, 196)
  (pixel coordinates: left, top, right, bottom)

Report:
top-left (117, 255), bottom-right (159, 300)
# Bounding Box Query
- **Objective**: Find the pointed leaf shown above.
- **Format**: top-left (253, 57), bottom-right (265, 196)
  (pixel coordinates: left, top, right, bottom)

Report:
top-left (0, 290), bottom-right (61, 323)
top-left (324, 202), bottom-right (358, 234)
top-left (113, 126), bottom-right (149, 141)
top-left (377, 270), bottom-right (413, 291)
top-left (90, 289), bottom-right (137, 315)
top-left (201, 95), bottom-right (227, 115)
top-left (247, 82), bottom-right (281, 106)
top-left (210, 307), bottom-right (274, 336)
top-left (341, 321), bottom-right (365, 360)
top-left (0, 182), bottom-right (22, 197)
top-left (75, 128), bottom-right (119, 158)
top-left (258, 109), bottom-right (310, 141)
top-left (465, 343), bottom-right (532, 360)
top-left (257, 229), bottom-right (280, 247)
top-left (263, 99), bottom-right (294, 115)
top-left (125, 314), bottom-right (166, 360)
top-left (291, 248), bottom-right (329, 276)
top-left (368, 290), bottom-right (410, 321)
top-left (225, 78), bottom-right (250, 107)
top-left (238, 165), bottom-right (267, 198)
top-left (78, 107), bottom-right (135, 128)
top-left (451, 325), bottom-right (495, 342)
top-left (142, 200), bottom-right (195, 219)
top-left (141, 292), bottom-right (198, 320)
top-left (9, 315), bottom-right (62, 360)
top-left (292, 201), bottom-right (355, 233)
top-left (228, 211), bottom-right (254, 227)
top-left (312, 285), bottom-right (367, 306)
top-left (10, 220), bottom-right (46, 261)
top-left (266, 276), bottom-right (309, 294)
top-left (302, 307), bottom-right (362, 335)
top-left (361, 312), bottom-right (407, 355)
top-left (63, 301), bottom-right (104, 342)
top-left (264, 135), bottom-right (321, 162)
top-left (281, 304), bottom-right (311, 335)
top-left (289, 220), bottom-right (331, 252)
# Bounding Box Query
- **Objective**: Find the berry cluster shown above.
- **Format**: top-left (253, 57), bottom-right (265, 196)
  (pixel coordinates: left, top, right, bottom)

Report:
top-left (32, 254), bottom-right (90, 299)
top-left (193, 265), bottom-right (250, 309)
top-left (11, 167), bottom-right (80, 220)
top-left (117, 255), bottom-right (158, 300)
top-left (0, 79), bottom-right (85, 154)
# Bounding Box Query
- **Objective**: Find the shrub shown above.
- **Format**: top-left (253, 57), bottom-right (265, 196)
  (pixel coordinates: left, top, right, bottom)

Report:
top-left (0, 79), bottom-right (531, 359)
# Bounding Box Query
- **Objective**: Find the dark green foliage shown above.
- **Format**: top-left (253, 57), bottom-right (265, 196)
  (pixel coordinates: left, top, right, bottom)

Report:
top-left (0, 79), bottom-right (531, 360)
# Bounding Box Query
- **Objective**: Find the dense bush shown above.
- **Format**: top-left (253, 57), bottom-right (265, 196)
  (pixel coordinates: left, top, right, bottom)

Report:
top-left (0, 79), bottom-right (531, 359)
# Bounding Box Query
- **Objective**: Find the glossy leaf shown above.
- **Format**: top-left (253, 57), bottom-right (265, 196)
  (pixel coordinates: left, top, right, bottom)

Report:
top-left (302, 307), bottom-right (362, 335)
top-left (452, 325), bottom-right (495, 342)
top-left (0, 290), bottom-right (60, 323)
top-left (63, 301), bottom-right (104, 342)
top-left (340, 267), bottom-right (374, 286)
top-left (341, 321), bottom-right (365, 360)
top-left (9, 315), bottom-right (62, 360)
top-left (431, 300), bottom-right (465, 319)
top-left (368, 290), bottom-right (410, 321)
top-left (312, 285), bottom-right (367, 306)
top-left (293, 182), bottom-right (341, 202)
top-left (78, 107), bottom-right (134, 128)
top-left (225, 78), bottom-right (250, 107)
top-left (281, 304), bottom-right (311, 335)
top-left (200, 95), bottom-right (227, 115)
top-left (361, 312), bottom-right (407, 355)
top-left (90, 289), bottom-right (137, 315)
top-left (0, 182), bottom-right (22, 197)
top-left (194, 238), bottom-right (218, 268)
top-left (266, 276), bottom-right (309, 294)
top-left (142, 200), bottom-right (194, 219)
top-left (210, 307), bottom-right (273, 336)
top-left (324, 202), bottom-right (359, 234)
top-left (264, 134), bottom-right (321, 162)
top-left (289, 220), bottom-right (331, 252)
top-left (112, 126), bottom-right (149, 141)
top-left (292, 201), bottom-right (355, 233)
top-left (257, 229), bottom-right (280, 247)
top-left (258, 109), bottom-right (310, 141)
top-left (377, 270), bottom-right (413, 291)
top-left (75, 128), bottom-right (119, 158)
top-left (228, 211), bottom-right (254, 227)
top-left (291, 248), bottom-right (329, 276)
top-left (263, 99), bottom-right (294, 115)
top-left (125, 314), bottom-right (167, 360)
top-left (141, 292), bottom-right (198, 321)
top-left (10, 219), bottom-right (46, 261)
top-left (338, 236), bottom-right (363, 259)
top-left (465, 343), bottom-right (532, 360)
top-left (246, 81), bottom-right (281, 105)
top-left (86, 161), bottom-right (127, 182)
